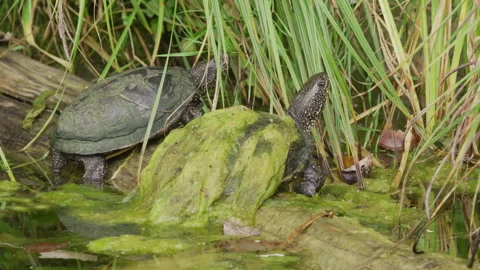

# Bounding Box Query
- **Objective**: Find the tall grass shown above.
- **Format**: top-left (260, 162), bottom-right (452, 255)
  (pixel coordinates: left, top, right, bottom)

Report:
top-left (2, 0), bottom-right (479, 256)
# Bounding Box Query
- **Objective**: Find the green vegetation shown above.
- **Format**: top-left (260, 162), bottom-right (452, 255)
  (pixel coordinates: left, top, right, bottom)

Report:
top-left (138, 106), bottom-right (299, 227)
top-left (1, 0), bottom-right (479, 262)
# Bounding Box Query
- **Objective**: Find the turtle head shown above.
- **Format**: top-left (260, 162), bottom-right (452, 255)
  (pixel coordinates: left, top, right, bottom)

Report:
top-left (287, 72), bottom-right (329, 131)
top-left (190, 54), bottom-right (229, 91)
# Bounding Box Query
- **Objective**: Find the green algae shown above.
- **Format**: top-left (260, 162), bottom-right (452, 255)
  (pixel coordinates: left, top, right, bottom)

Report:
top-left (112, 252), bottom-right (302, 269)
top-left (272, 174), bottom-right (423, 236)
top-left (0, 181), bottom-right (22, 194)
top-left (87, 234), bottom-right (195, 256)
top-left (37, 184), bottom-right (148, 232)
top-left (0, 181), bottom-right (51, 215)
top-left (137, 106), bottom-right (300, 227)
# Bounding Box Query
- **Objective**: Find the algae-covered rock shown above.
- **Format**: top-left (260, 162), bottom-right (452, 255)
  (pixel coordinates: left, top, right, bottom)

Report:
top-left (136, 106), bottom-right (300, 227)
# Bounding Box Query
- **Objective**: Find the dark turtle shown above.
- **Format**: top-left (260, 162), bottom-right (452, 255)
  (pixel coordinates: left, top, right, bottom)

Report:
top-left (51, 55), bottom-right (229, 187)
top-left (137, 72), bottom-right (329, 226)
top-left (284, 72), bottom-right (329, 196)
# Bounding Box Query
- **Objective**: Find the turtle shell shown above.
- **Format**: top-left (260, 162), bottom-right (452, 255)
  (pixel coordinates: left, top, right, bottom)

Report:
top-left (51, 67), bottom-right (196, 155)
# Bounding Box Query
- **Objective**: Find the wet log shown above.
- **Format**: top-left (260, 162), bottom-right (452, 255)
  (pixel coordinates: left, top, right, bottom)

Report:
top-left (0, 48), bottom-right (89, 153)
top-left (0, 48), bottom-right (88, 108)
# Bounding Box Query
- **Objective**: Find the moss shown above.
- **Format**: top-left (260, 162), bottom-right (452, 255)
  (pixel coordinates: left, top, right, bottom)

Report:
top-left (87, 234), bottom-right (195, 256)
top-left (110, 250), bottom-right (302, 269)
top-left (37, 184), bottom-right (148, 229)
top-left (0, 180), bottom-right (51, 214)
top-left (137, 106), bottom-right (300, 227)
top-left (0, 181), bottom-right (23, 195)
top-left (265, 180), bottom-right (423, 236)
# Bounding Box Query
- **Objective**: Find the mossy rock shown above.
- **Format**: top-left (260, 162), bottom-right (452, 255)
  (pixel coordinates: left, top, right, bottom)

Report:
top-left (135, 106), bottom-right (301, 226)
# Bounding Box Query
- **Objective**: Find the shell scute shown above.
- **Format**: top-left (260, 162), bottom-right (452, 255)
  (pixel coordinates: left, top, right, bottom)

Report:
top-left (52, 67), bottom-right (196, 154)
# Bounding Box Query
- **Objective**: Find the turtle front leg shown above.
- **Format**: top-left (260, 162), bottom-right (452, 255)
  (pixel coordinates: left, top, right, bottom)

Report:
top-left (182, 103), bottom-right (203, 124)
top-left (296, 161), bottom-right (325, 197)
top-left (52, 150), bottom-right (67, 186)
top-left (78, 155), bottom-right (107, 188)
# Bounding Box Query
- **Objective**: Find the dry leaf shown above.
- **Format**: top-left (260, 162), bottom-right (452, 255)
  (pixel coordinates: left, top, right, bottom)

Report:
top-left (379, 129), bottom-right (419, 151)
top-left (341, 155), bottom-right (373, 185)
top-left (379, 130), bottom-right (405, 151)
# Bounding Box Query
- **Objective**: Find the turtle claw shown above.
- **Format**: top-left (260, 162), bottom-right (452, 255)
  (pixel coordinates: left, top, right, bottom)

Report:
top-left (296, 162), bottom-right (325, 197)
